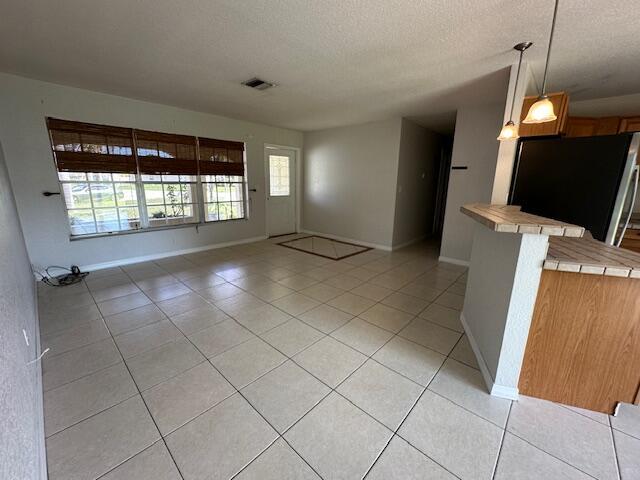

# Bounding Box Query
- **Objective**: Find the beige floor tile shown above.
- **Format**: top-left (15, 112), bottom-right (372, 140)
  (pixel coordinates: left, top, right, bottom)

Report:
top-left (41, 318), bottom-right (111, 356)
top-left (211, 337), bottom-right (287, 389)
top-left (564, 405), bottom-right (610, 426)
top-left (165, 394), bottom-right (277, 480)
top-left (98, 292), bottom-right (152, 316)
top-left (187, 319), bottom-right (255, 358)
top-left (299, 283), bottom-right (344, 302)
top-left (398, 390), bottom-right (503, 480)
top-left (156, 292), bottom-right (210, 316)
top-left (242, 361), bottom-right (330, 433)
top-left (446, 282), bottom-right (467, 296)
top-left (614, 429), bottom-right (640, 480)
top-left (435, 292), bottom-right (465, 311)
top-left (373, 336), bottom-right (445, 386)
top-left (449, 335), bottom-right (479, 369)
top-left (299, 304), bottom-right (353, 333)
top-left (381, 292), bottom-right (429, 315)
top-left (271, 293), bottom-right (320, 316)
top-left (235, 438), bottom-right (321, 479)
top-left (399, 319), bottom-right (461, 355)
top-left (43, 338), bottom-right (122, 391)
top-left (399, 282), bottom-right (442, 301)
top-left (214, 292), bottom-right (267, 316)
top-left (327, 292), bottom-right (376, 316)
top-left (39, 303), bottom-right (102, 337)
top-left (419, 304), bottom-right (463, 332)
top-left (366, 435), bottom-right (456, 480)
top-left (197, 282), bottom-right (244, 302)
top-left (260, 318), bottom-right (325, 356)
top-left (91, 282), bottom-right (141, 303)
top-left (284, 392), bottom-right (392, 480)
top-left (350, 282), bottom-right (393, 301)
top-left (346, 267), bottom-right (379, 281)
top-left (359, 303), bottom-right (413, 333)
top-left (143, 362), bottom-right (234, 435)
top-left (234, 304), bottom-right (292, 334)
top-left (494, 433), bottom-right (591, 480)
top-left (507, 395), bottom-right (618, 480)
top-left (143, 283), bottom-right (191, 302)
top-left (126, 338), bottom-right (205, 391)
top-left (610, 402), bottom-right (640, 439)
top-left (294, 336), bottom-right (367, 387)
top-left (100, 441), bottom-right (181, 480)
top-left (323, 273), bottom-right (364, 290)
top-left (429, 358), bottom-right (511, 427)
top-left (277, 274), bottom-right (320, 291)
top-left (46, 396), bottom-right (159, 480)
top-left (338, 360), bottom-right (423, 430)
top-left (134, 274), bottom-right (180, 290)
top-left (114, 320), bottom-right (183, 358)
top-left (331, 318), bottom-right (393, 356)
top-left (44, 362), bottom-right (137, 437)
top-left (181, 273), bottom-right (226, 291)
top-left (169, 304), bottom-right (231, 335)
top-left (249, 282), bottom-right (295, 302)
top-left (104, 304), bottom-right (166, 336)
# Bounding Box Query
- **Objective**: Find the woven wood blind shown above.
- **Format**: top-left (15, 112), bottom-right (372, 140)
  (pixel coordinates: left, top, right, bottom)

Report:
top-left (47, 118), bottom-right (136, 173)
top-left (135, 130), bottom-right (198, 175)
top-left (198, 137), bottom-right (245, 176)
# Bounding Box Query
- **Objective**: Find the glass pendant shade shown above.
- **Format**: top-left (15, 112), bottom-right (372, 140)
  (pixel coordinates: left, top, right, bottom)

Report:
top-left (523, 96), bottom-right (557, 124)
top-left (497, 121), bottom-right (519, 140)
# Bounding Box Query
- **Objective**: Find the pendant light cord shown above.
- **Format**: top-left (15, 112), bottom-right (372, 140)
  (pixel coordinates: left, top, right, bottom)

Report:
top-left (509, 49), bottom-right (525, 122)
top-left (540, 0), bottom-right (559, 95)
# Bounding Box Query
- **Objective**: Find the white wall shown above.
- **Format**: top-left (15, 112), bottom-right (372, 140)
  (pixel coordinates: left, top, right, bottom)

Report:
top-left (392, 119), bottom-right (441, 247)
top-left (0, 73), bottom-right (303, 269)
top-left (0, 140), bottom-right (45, 480)
top-left (439, 99), bottom-right (507, 263)
top-left (302, 118), bottom-right (402, 248)
top-left (570, 92), bottom-right (640, 117)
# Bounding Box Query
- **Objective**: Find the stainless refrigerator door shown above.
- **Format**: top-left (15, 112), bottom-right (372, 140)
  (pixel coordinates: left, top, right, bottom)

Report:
top-left (606, 133), bottom-right (640, 245)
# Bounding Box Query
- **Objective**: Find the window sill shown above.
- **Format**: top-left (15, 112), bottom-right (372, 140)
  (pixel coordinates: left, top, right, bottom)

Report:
top-left (68, 217), bottom-right (248, 241)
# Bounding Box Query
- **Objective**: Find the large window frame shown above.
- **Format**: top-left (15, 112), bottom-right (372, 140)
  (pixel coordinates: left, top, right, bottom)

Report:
top-left (47, 118), bottom-right (248, 239)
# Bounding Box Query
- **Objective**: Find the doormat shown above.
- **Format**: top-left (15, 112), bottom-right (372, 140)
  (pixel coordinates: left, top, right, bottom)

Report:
top-left (277, 235), bottom-right (372, 260)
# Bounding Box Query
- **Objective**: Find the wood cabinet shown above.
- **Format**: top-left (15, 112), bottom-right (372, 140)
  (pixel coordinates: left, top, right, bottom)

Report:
top-left (519, 92), bottom-right (569, 137)
top-left (621, 228), bottom-right (640, 253)
top-left (565, 116), bottom-right (621, 137)
top-left (619, 116), bottom-right (640, 133)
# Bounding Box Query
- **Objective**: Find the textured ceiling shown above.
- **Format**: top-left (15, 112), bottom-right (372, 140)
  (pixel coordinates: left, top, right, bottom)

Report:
top-left (1, 0), bottom-right (639, 133)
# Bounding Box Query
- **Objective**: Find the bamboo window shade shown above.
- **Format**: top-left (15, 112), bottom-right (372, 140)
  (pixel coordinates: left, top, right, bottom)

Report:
top-left (198, 137), bottom-right (245, 176)
top-left (47, 118), bottom-right (136, 174)
top-left (46, 118), bottom-right (245, 177)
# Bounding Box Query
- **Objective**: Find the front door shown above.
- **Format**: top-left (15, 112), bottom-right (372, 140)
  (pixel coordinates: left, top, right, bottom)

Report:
top-left (265, 148), bottom-right (296, 236)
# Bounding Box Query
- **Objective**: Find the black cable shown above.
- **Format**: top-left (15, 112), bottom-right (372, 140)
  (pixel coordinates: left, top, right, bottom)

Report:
top-left (35, 265), bottom-right (89, 287)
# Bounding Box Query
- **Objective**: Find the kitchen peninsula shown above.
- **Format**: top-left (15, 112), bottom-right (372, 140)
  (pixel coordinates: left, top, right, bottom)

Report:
top-left (461, 203), bottom-right (640, 414)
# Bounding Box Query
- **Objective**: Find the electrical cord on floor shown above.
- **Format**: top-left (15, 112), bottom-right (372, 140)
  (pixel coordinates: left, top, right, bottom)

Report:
top-left (34, 265), bottom-right (89, 287)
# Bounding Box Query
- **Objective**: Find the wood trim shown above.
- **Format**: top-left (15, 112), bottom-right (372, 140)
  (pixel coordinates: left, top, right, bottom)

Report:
top-left (519, 270), bottom-right (640, 413)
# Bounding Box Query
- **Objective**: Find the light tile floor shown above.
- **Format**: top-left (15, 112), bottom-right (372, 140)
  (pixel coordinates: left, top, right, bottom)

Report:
top-left (38, 235), bottom-right (639, 480)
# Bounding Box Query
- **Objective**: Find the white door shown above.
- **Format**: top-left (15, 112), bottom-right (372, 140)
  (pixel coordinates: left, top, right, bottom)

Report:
top-left (266, 148), bottom-right (296, 236)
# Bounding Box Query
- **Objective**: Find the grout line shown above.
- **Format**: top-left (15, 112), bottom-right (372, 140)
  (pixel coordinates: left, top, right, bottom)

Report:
top-left (609, 422), bottom-right (623, 480)
top-left (490, 402), bottom-right (512, 479)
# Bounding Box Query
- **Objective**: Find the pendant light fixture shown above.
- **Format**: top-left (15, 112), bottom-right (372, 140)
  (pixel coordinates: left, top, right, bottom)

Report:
top-left (498, 41), bottom-right (533, 141)
top-left (523, 0), bottom-right (560, 124)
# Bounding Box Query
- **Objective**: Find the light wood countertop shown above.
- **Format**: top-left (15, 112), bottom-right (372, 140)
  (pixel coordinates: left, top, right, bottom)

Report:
top-left (544, 236), bottom-right (640, 278)
top-left (461, 203), bottom-right (585, 237)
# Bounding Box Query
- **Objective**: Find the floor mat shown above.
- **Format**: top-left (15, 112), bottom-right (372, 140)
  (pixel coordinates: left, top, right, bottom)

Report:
top-left (277, 235), bottom-right (372, 260)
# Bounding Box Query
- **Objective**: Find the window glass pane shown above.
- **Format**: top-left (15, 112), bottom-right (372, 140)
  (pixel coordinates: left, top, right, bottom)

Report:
top-left (113, 173), bottom-right (136, 182)
top-left (88, 172), bottom-right (112, 181)
top-left (68, 209), bottom-right (96, 235)
top-left (218, 202), bottom-right (231, 220)
top-left (58, 172), bottom-right (86, 181)
top-left (217, 184), bottom-right (231, 202)
top-left (269, 155), bottom-right (290, 196)
top-left (148, 205), bottom-right (167, 220)
top-left (231, 202), bottom-right (244, 219)
top-left (162, 174), bottom-right (180, 182)
top-left (144, 184), bottom-right (165, 204)
top-left (230, 183), bottom-right (243, 201)
top-left (141, 174), bottom-right (162, 182)
top-left (118, 208), bottom-right (140, 230)
top-left (114, 183), bottom-right (137, 206)
top-left (66, 183), bottom-right (92, 209)
top-left (94, 208), bottom-right (119, 232)
top-left (90, 183), bottom-right (116, 207)
top-left (206, 204), bottom-right (219, 222)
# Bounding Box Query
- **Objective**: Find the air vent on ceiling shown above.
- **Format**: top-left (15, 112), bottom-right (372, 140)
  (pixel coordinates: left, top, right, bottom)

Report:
top-left (242, 77), bottom-right (275, 91)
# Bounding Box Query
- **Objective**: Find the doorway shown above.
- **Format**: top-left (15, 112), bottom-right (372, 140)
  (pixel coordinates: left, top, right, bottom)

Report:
top-left (265, 146), bottom-right (297, 237)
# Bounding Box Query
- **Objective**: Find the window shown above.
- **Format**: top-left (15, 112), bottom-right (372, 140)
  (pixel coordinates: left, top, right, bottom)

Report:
top-left (269, 155), bottom-right (290, 196)
top-left (47, 118), bottom-right (247, 237)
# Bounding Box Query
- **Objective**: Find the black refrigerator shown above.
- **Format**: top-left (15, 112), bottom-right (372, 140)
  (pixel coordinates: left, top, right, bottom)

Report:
top-left (509, 133), bottom-right (640, 244)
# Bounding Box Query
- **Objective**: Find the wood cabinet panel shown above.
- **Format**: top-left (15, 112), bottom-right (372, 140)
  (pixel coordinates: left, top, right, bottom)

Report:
top-left (519, 270), bottom-right (640, 413)
top-left (619, 116), bottom-right (640, 133)
top-left (595, 117), bottom-right (621, 135)
top-left (565, 117), bottom-right (597, 137)
top-left (519, 92), bottom-right (569, 137)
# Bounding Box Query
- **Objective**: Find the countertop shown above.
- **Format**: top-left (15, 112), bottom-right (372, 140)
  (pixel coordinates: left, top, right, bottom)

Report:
top-left (461, 203), bottom-right (585, 237)
top-left (544, 236), bottom-right (640, 278)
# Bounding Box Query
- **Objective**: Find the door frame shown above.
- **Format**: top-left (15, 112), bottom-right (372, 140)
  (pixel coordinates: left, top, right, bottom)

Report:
top-left (264, 144), bottom-right (302, 237)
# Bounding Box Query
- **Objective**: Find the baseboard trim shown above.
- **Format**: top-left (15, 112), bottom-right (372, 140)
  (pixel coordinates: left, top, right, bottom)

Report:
top-left (438, 255), bottom-right (470, 267)
top-left (300, 229), bottom-right (392, 251)
top-left (79, 235), bottom-right (268, 272)
top-left (33, 278), bottom-right (47, 479)
top-left (459, 312), bottom-right (519, 401)
top-left (392, 235), bottom-right (427, 251)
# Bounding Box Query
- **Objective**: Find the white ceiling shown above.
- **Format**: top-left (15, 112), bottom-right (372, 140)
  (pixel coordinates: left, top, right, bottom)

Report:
top-left (1, 0), bottom-right (639, 133)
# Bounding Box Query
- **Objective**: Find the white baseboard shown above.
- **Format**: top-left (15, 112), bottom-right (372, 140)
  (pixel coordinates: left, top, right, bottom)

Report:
top-left (33, 278), bottom-right (47, 479)
top-left (79, 235), bottom-right (268, 272)
top-left (459, 313), bottom-right (519, 401)
top-left (438, 255), bottom-right (470, 267)
top-left (300, 229), bottom-right (392, 251)
top-left (392, 235), bottom-right (427, 251)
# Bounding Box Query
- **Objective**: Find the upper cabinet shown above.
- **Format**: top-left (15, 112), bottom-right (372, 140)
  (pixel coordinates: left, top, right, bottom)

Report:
top-left (519, 92), bottom-right (569, 137)
top-left (619, 116), bottom-right (640, 133)
top-left (565, 116), bottom-right (621, 137)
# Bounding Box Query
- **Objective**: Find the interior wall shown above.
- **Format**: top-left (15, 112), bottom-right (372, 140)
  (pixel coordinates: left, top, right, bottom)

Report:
top-left (0, 73), bottom-right (303, 270)
top-left (570, 92), bottom-right (640, 117)
top-left (439, 100), bottom-right (507, 263)
top-left (0, 141), bottom-right (44, 480)
top-left (392, 119), bottom-right (441, 247)
top-left (302, 118), bottom-right (402, 248)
